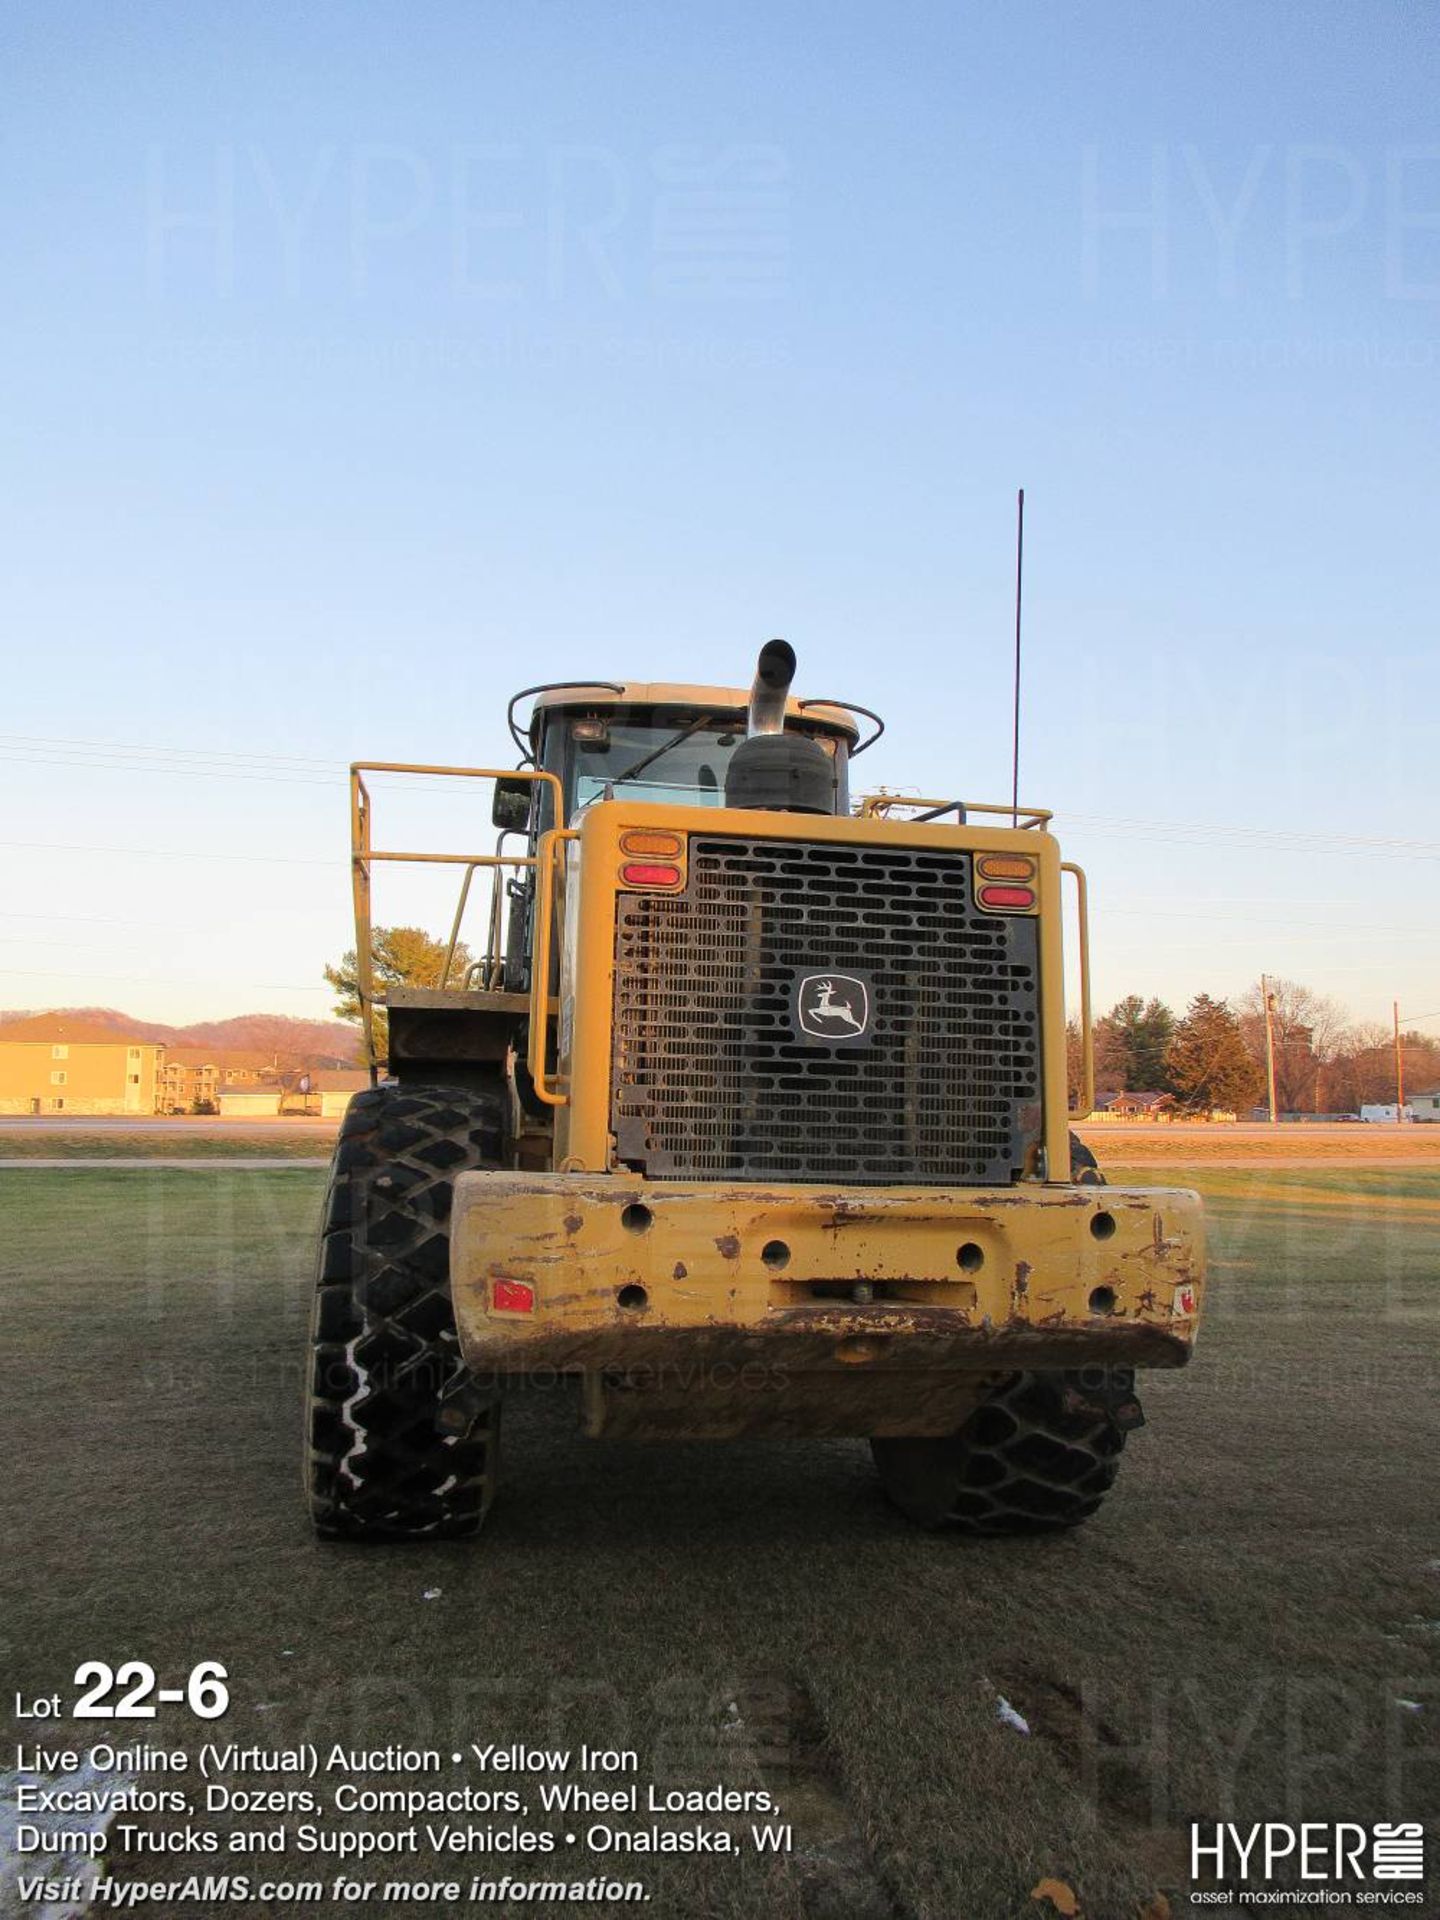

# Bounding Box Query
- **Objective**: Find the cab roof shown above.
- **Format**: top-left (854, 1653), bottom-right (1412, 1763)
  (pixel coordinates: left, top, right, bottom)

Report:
top-left (528, 681), bottom-right (860, 739)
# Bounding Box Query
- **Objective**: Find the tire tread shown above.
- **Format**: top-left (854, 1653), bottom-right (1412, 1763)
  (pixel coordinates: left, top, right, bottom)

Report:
top-left (872, 1371), bottom-right (1128, 1535)
top-left (304, 1081), bottom-right (504, 1541)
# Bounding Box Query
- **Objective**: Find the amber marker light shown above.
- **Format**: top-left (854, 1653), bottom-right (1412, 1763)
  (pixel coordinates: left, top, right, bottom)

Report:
top-left (620, 829), bottom-right (684, 856)
top-left (976, 854), bottom-right (1036, 881)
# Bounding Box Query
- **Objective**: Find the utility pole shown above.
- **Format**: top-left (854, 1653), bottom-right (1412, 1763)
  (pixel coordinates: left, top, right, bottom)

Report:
top-left (1261, 974), bottom-right (1279, 1125)
top-left (1394, 1000), bottom-right (1406, 1123)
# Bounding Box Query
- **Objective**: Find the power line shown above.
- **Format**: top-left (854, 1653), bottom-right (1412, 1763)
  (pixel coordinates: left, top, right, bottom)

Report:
top-left (0, 732), bottom-right (341, 768)
top-left (1095, 907), bottom-right (1437, 938)
top-left (2, 730), bottom-right (1437, 860)
top-left (1, 751), bottom-right (338, 787)
top-left (0, 840), bottom-right (332, 866)
top-left (0, 746), bottom-right (511, 799)
top-left (0, 966), bottom-right (323, 992)
top-left (0, 910), bottom-right (194, 928)
top-left (1067, 812), bottom-right (1440, 859)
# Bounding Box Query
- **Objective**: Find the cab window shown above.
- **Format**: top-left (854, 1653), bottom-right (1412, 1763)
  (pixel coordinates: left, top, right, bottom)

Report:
top-left (562, 714), bottom-right (842, 818)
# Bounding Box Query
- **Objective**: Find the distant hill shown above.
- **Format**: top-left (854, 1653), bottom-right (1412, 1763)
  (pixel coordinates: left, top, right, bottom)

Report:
top-left (0, 1006), bottom-right (362, 1065)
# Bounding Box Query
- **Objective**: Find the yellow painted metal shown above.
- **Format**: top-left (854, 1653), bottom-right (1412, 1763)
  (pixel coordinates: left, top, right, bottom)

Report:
top-left (450, 1172), bottom-right (1205, 1378)
top-left (551, 798), bottom-right (1076, 1186)
top-left (1062, 860), bottom-right (1095, 1121)
top-left (349, 763), bottom-right (1096, 1192)
top-left (553, 821), bottom-right (612, 1164)
top-left (526, 827), bottom-right (580, 1106)
top-left (348, 762), bottom-right (563, 1071)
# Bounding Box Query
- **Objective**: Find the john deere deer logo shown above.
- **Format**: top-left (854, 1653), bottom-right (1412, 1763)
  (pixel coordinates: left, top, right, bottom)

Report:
top-left (793, 972), bottom-right (872, 1045)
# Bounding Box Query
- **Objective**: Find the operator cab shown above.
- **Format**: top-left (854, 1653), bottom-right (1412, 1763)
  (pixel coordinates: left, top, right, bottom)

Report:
top-left (493, 672), bottom-right (870, 990)
top-left (512, 681), bottom-right (863, 828)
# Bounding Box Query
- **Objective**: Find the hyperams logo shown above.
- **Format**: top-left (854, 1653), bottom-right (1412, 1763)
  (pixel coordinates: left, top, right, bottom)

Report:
top-left (791, 972), bottom-right (873, 1046)
top-left (1191, 1821), bottom-right (1425, 1893)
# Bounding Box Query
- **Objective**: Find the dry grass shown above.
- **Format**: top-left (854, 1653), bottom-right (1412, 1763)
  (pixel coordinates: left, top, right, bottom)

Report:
top-left (0, 1130), bottom-right (332, 1160)
top-left (1078, 1121), bottom-right (1440, 1167)
top-left (1, 1166), bottom-right (1436, 1918)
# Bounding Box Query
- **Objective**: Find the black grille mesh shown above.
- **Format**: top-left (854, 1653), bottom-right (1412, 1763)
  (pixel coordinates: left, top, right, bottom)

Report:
top-left (611, 836), bottom-right (1042, 1184)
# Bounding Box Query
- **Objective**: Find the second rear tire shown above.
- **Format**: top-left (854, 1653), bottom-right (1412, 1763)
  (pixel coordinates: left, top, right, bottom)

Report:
top-left (871, 1371), bottom-right (1129, 1534)
top-left (304, 1081), bottom-right (505, 1541)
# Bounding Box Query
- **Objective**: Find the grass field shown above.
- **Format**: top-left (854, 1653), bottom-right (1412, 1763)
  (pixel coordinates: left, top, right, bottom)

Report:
top-left (1076, 1123), bottom-right (1440, 1167)
top-left (0, 1130), bottom-right (332, 1160)
top-left (2, 1164), bottom-right (1436, 1919)
top-left (4, 1118), bottom-right (1435, 1168)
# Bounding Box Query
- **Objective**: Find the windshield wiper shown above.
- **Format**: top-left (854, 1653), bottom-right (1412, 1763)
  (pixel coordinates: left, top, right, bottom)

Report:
top-left (607, 712), bottom-right (716, 788)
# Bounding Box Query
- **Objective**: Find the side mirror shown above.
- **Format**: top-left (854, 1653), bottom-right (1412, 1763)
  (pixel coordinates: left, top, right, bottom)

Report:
top-left (492, 776), bottom-right (534, 833)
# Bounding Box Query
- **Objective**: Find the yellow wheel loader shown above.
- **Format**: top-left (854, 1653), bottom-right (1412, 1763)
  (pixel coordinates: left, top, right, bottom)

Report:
top-left (304, 643), bottom-right (1203, 1539)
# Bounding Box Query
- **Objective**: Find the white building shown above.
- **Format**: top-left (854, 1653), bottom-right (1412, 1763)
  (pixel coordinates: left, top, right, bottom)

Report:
top-left (1359, 1103), bottom-right (1415, 1124)
top-left (1408, 1088), bottom-right (1440, 1123)
top-left (216, 1086), bottom-right (283, 1118)
top-left (313, 1069), bottom-right (371, 1118)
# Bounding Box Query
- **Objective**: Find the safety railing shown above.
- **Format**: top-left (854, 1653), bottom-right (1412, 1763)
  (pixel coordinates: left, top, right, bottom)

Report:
top-left (858, 793), bottom-right (1053, 829)
top-left (526, 827), bottom-right (581, 1107)
top-left (349, 762), bottom-right (563, 1071)
top-left (1062, 861), bottom-right (1094, 1120)
top-left (436, 830), bottom-right (528, 994)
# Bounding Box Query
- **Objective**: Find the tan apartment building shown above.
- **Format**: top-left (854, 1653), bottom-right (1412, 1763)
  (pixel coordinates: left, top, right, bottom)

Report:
top-left (159, 1048), bottom-right (279, 1114)
top-left (0, 1015), bottom-right (163, 1115)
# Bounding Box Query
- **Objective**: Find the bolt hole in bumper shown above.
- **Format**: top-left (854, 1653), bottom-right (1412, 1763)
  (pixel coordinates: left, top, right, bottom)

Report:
top-left (449, 1175), bottom-right (1204, 1439)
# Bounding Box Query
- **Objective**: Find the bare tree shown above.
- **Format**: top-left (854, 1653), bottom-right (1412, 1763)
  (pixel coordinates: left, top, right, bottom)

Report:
top-left (1327, 1021), bottom-right (1440, 1112)
top-left (1239, 977), bottom-right (1347, 1114)
top-left (1065, 1017), bottom-right (1086, 1111)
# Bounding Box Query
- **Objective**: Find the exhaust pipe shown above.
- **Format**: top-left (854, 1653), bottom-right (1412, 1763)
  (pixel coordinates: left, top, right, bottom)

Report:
top-left (726, 639), bottom-right (835, 815)
top-left (748, 638), bottom-right (796, 736)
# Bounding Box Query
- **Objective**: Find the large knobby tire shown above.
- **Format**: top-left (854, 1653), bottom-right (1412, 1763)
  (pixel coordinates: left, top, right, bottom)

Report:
top-left (871, 1372), bottom-right (1129, 1535)
top-left (305, 1082), bottom-right (504, 1541)
top-left (1069, 1131), bottom-right (1105, 1184)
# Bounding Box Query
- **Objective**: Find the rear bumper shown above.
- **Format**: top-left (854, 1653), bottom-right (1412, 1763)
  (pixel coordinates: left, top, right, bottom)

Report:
top-left (449, 1175), bottom-right (1205, 1389)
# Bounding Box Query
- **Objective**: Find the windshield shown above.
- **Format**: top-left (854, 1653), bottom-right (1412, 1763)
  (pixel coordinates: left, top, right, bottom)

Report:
top-left (572, 720), bottom-right (747, 810)
top-left (561, 713), bottom-right (844, 819)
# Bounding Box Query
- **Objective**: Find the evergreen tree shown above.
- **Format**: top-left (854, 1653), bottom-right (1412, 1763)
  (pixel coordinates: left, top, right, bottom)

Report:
top-left (1166, 994), bottom-right (1264, 1115)
top-left (1094, 995), bottom-right (1177, 1092)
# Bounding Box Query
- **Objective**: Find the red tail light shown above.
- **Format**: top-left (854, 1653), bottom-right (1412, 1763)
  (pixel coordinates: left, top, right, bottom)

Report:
top-left (620, 862), bottom-right (682, 888)
top-left (492, 1278), bottom-right (536, 1314)
top-left (978, 884), bottom-right (1036, 910)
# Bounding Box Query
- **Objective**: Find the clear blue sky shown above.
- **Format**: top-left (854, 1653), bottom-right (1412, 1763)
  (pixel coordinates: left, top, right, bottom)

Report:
top-left (1, 1), bottom-right (1436, 1034)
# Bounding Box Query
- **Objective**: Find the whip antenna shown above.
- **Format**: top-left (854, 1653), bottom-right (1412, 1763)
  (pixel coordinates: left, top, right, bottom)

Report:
top-left (1011, 486), bottom-right (1025, 825)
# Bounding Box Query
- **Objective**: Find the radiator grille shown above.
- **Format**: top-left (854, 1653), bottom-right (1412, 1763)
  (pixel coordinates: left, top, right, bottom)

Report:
top-left (611, 836), bottom-right (1042, 1184)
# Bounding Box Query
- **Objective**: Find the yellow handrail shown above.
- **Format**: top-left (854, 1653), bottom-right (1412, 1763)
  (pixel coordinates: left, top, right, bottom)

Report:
top-left (526, 828), bottom-right (579, 1106)
top-left (1061, 860), bottom-right (1094, 1120)
top-left (349, 762), bottom-right (564, 1071)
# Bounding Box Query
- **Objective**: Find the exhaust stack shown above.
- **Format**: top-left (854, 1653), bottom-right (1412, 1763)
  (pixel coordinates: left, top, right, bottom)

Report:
top-left (748, 638), bottom-right (796, 736)
top-left (725, 639), bottom-right (836, 815)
